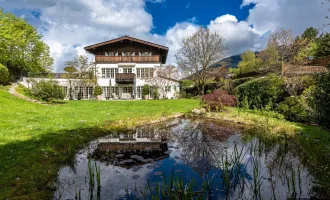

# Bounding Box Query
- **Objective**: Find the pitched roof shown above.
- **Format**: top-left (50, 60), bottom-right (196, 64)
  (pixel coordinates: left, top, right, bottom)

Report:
top-left (84, 35), bottom-right (169, 51)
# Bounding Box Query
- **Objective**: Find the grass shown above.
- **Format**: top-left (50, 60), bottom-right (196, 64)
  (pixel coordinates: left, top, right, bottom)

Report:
top-left (0, 86), bottom-right (199, 199)
top-left (205, 107), bottom-right (330, 196)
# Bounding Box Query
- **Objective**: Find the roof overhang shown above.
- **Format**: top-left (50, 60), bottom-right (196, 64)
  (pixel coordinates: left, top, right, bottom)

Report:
top-left (84, 36), bottom-right (169, 64)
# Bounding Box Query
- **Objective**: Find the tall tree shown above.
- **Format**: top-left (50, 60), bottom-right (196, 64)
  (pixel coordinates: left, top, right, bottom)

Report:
top-left (315, 33), bottom-right (330, 58)
top-left (301, 27), bottom-right (319, 40)
top-left (233, 50), bottom-right (262, 75)
top-left (0, 9), bottom-right (53, 79)
top-left (65, 55), bottom-right (96, 99)
top-left (269, 29), bottom-right (295, 66)
top-left (176, 27), bottom-right (228, 95)
top-left (65, 55), bottom-right (96, 86)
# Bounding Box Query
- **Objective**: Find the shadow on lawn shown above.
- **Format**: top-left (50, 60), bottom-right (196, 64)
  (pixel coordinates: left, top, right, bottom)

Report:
top-left (0, 124), bottom-right (128, 200)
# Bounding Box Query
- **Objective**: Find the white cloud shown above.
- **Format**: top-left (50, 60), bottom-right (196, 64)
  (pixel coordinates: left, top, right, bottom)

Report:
top-left (2, 0), bottom-right (154, 72)
top-left (146, 0), bottom-right (166, 3)
top-left (163, 22), bottom-right (199, 64)
top-left (241, 0), bottom-right (330, 35)
top-left (208, 14), bottom-right (266, 55)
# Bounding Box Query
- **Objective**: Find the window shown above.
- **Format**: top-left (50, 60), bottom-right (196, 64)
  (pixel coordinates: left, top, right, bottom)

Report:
top-left (141, 69), bottom-right (145, 78)
top-left (110, 69), bottom-right (118, 78)
top-left (137, 86), bottom-right (142, 99)
top-left (111, 86), bottom-right (119, 96)
top-left (102, 68), bottom-right (118, 78)
top-left (123, 68), bottom-right (132, 73)
top-left (149, 86), bottom-right (154, 99)
top-left (123, 87), bottom-right (133, 93)
top-left (102, 87), bottom-right (118, 98)
top-left (102, 87), bottom-right (110, 98)
top-left (102, 68), bottom-right (106, 78)
top-left (140, 52), bottom-right (151, 56)
top-left (84, 87), bottom-right (93, 99)
top-left (123, 52), bottom-right (133, 56)
top-left (165, 86), bottom-right (171, 93)
top-left (137, 68), bottom-right (140, 78)
top-left (136, 68), bottom-right (153, 79)
top-left (105, 52), bottom-right (117, 56)
top-left (62, 86), bottom-right (68, 97)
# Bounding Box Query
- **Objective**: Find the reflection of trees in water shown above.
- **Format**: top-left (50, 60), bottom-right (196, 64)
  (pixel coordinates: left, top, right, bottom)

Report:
top-left (171, 120), bottom-right (234, 174)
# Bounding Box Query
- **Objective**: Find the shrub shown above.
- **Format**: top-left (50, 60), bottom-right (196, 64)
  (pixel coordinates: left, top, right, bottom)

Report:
top-left (153, 87), bottom-right (159, 99)
top-left (235, 74), bottom-right (287, 109)
top-left (142, 84), bottom-right (150, 99)
top-left (202, 89), bottom-right (237, 111)
top-left (284, 75), bottom-right (315, 96)
top-left (31, 80), bottom-right (64, 102)
top-left (93, 85), bottom-right (103, 96)
top-left (276, 96), bottom-right (311, 122)
top-left (304, 73), bottom-right (330, 128)
top-left (232, 77), bottom-right (255, 88)
top-left (0, 64), bottom-right (10, 85)
top-left (16, 84), bottom-right (34, 98)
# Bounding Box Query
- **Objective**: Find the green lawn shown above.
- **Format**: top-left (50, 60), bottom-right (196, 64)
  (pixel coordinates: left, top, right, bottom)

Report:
top-left (0, 86), bottom-right (199, 199)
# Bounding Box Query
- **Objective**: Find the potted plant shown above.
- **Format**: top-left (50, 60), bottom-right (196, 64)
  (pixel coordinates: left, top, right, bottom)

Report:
top-left (142, 84), bottom-right (150, 100)
top-left (77, 91), bottom-right (83, 100)
top-left (94, 85), bottom-right (103, 100)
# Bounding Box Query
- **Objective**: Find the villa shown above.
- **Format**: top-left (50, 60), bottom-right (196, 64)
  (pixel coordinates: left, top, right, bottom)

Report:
top-left (21, 36), bottom-right (180, 100)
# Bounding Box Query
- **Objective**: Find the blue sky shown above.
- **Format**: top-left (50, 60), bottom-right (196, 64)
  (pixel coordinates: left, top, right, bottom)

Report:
top-left (146, 0), bottom-right (255, 34)
top-left (1, 0), bottom-right (329, 72)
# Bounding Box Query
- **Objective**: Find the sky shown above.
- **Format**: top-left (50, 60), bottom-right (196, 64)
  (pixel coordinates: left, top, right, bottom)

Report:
top-left (1, 0), bottom-right (329, 72)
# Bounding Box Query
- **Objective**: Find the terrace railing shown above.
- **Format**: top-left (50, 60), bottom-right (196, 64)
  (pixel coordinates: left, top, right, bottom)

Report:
top-left (95, 55), bottom-right (160, 63)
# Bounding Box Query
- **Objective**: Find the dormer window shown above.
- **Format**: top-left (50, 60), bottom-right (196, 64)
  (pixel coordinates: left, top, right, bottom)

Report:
top-left (123, 52), bottom-right (135, 56)
top-left (140, 52), bottom-right (151, 56)
top-left (105, 52), bottom-right (118, 56)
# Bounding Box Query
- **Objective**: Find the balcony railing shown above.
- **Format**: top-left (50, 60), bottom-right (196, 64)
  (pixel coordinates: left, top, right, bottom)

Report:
top-left (96, 55), bottom-right (160, 63)
top-left (115, 73), bottom-right (135, 84)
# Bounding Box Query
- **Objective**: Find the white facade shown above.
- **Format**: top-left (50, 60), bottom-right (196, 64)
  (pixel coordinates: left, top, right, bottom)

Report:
top-left (97, 63), bottom-right (180, 100)
top-left (20, 36), bottom-right (179, 100)
top-left (20, 64), bottom-right (180, 100)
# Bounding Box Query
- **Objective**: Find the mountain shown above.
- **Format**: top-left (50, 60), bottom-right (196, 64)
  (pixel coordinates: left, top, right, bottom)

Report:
top-left (210, 54), bottom-right (242, 69)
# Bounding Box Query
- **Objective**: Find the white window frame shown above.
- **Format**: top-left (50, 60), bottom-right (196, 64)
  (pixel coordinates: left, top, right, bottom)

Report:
top-left (123, 68), bottom-right (132, 73)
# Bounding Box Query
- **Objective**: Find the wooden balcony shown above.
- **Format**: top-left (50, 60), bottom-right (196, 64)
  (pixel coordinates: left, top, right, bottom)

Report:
top-left (115, 73), bottom-right (135, 84)
top-left (96, 55), bottom-right (161, 63)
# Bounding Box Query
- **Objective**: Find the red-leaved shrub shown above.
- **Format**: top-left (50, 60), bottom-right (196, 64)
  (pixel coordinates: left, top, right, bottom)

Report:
top-left (202, 90), bottom-right (237, 111)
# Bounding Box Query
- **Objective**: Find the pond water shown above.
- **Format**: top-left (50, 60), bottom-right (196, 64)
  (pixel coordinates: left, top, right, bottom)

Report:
top-left (54, 118), bottom-right (317, 200)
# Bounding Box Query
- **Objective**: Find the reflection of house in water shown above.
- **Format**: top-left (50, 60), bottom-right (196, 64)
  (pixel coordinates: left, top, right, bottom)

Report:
top-left (92, 128), bottom-right (169, 168)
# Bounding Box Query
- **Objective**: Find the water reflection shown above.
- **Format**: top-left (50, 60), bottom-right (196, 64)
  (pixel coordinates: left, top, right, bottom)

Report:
top-left (54, 118), bottom-right (316, 200)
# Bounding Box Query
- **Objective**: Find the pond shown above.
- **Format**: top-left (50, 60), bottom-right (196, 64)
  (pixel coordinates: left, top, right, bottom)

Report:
top-left (54, 118), bottom-right (318, 199)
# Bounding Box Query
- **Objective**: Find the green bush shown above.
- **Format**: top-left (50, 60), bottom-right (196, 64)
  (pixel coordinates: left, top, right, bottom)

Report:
top-left (235, 74), bottom-right (287, 109)
top-left (142, 84), bottom-right (150, 99)
top-left (93, 85), bottom-right (103, 96)
top-left (232, 77), bottom-right (255, 88)
top-left (16, 84), bottom-right (34, 98)
top-left (284, 75), bottom-right (315, 96)
top-left (0, 64), bottom-right (10, 85)
top-left (304, 73), bottom-right (330, 128)
top-left (31, 80), bottom-right (64, 102)
top-left (276, 96), bottom-right (311, 122)
top-left (153, 87), bottom-right (159, 99)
